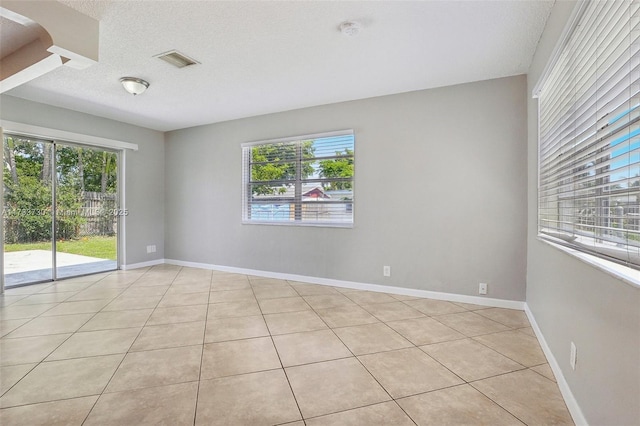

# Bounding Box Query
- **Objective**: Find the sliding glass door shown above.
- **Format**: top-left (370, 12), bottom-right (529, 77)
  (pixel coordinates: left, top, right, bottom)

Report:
top-left (2, 134), bottom-right (119, 287)
top-left (3, 136), bottom-right (54, 286)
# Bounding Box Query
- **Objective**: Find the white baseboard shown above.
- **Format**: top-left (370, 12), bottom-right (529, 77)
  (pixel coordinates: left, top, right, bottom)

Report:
top-left (524, 304), bottom-right (588, 426)
top-left (121, 258), bottom-right (166, 270)
top-left (164, 258), bottom-right (525, 310)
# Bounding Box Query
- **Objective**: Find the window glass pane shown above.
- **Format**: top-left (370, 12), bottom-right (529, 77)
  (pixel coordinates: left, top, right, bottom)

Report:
top-left (242, 131), bottom-right (354, 226)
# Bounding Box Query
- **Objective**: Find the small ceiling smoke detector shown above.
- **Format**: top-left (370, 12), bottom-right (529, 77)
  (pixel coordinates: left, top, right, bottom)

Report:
top-left (339, 21), bottom-right (362, 37)
top-left (155, 50), bottom-right (200, 68)
top-left (120, 77), bottom-right (149, 96)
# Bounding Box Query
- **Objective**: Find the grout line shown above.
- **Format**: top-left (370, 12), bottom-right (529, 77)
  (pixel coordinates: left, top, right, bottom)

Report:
top-left (252, 277), bottom-right (305, 423)
top-left (192, 268), bottom-right (213, 426)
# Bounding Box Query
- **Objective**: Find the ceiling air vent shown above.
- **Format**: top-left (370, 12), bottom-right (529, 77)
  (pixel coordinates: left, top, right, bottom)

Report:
top-left (155, 50), bottom-right (200, 68)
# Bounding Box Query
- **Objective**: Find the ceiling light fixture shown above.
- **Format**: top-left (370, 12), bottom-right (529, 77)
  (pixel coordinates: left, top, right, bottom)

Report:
top-left (339, 21), bottom-right (362, 37)
top-left (120, 77), bottom-right (149, 95)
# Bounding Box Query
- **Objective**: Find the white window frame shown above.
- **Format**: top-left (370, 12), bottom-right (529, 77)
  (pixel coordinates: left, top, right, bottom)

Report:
top-left (241, 129), bottom-right (354, 228)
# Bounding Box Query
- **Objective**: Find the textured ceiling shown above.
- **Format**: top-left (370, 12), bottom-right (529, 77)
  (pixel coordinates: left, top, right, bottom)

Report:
top-left (4, 0), bottom-right (554, 132)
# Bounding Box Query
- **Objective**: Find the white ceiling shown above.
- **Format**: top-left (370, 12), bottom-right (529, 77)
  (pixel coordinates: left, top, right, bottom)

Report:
top-left (4, 0), bottom-right (554, 132)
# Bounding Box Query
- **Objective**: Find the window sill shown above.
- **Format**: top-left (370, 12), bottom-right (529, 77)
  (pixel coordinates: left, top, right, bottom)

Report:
top-left (537, 236), bottom-right (640, 289)
top-left (242, 220), bottom-right (353, 229)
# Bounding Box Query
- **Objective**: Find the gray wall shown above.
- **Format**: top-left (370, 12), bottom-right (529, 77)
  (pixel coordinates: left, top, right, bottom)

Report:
top-left (0, 95), bottom-right (165, 265)
top-left (165, 75), bottom-right (528, 301)
top-left (526, 2), bottom-right (640, 425)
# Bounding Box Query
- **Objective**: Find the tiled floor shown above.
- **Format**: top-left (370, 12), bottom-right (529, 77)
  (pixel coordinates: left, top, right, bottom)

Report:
top-left (0, 265), bottom-right (574, 425)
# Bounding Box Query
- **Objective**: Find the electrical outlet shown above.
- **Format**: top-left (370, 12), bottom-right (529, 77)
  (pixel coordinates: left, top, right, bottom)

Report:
top-left (479, 282), bottom-right (488, 295)
top-left (383, 266), bottom-right (391, 277)
top-left (570, 341), bottom-right (577, 370)
top-left (146, 245), bottom-right (156, 254)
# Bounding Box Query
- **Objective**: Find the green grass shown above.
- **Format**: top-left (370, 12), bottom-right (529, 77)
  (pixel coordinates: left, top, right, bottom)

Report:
top-left (4, 236), bottom-right (117, 260)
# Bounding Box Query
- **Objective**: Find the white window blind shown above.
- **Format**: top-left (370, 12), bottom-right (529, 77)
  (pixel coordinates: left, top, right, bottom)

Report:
top-left (538, 0), bottom-right (640, 267)
top-left (242, 130), bottom-right (354, 227)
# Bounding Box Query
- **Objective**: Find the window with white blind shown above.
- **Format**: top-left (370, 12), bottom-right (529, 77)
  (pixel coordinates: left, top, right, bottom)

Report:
top-left (537, 0), bottom-right (640, 267)
top-left (242, 130), bottom-right (354, 227)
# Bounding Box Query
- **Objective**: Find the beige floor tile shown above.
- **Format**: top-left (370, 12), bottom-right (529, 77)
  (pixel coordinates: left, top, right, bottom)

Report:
top-left (0, 364), bottom-right (37, 395)
top-left (204, 315), bottom-right (270, 343)
top-left (0, 295), bottom-right (27, 308)
top-left (361, 302), bottom-right (425, 322)
top-left (133, 272), bottom-right (175, 287)
top-left (421, 339), bottom-right (524, 382)
top-left (474, 330), bottom-right (547, 367)
top-left (264, 311), bottom-right (328, 335)
top-left (201, 336), bottom-right (281, 379)
top-left (386, 317), bottom-right (464, 346)
top-left (359, 347), bottom-right (463, 398)
top-left (315, 304), bottom-right (379, 328)
top-left (166, 281), bottom-right (212, 294)
top-left (118, 285), bottom-right (169, 298)
top-left (103, 296), bottom-right (162, 311)
top-left (0, 334), bottom-right (70, 366)
top-left (290, 282), bottom-right (339, 296)
top-left (4, 313), bottom-right (93, 338)
top-left (85, 382), bottom-right (197, 426)
top-left (286, 357), bottom-right (390, 418)
top-left (1, 303), bottom-right (57, 320)
top-left (0, 396), bottom-right (98, 426)
top-left (129, 321), bottom-right (205, 351)
top-left (303, 294), bottom-right (355, 309)
top-left (518, 327), bottom-right (536, 337)
top-left (249, 278), bottom-right (290, 287)
top-left (344, 291), bottom-right (397, 305)
top-left (0, 319), bottom-right (30, 337)
top-left (157, 292), bottom-right (209, 307)
top-left (46, 328), bottom-right (141, 360)
top-left (96, 275), bottom-right (141, 287)
top-left (258, 296), bottom-right (311, 314)
top-left (4, 284), bottom-right (52, 295)
top-left (106, 345), bottom-right (202, 393)
top-left (13, 292), bottom-right (77, 305)
top-left (476, 308), bottom-right (531, 328)
top-left (210, 280), bottom-right (251, 291)
top-left (130, 276), bottom-right (176, 287)
top-left (146, 304), bottom-right (208, 325)
top-left (196, 369), bottom-right (301, 426)
top-left (451, 301), bottom-right (491, 311)
top-left (332, 286), bottom-right (361, 293)
top-left (0, 354), bottom-right (123, 408)
top-left (41, 300), bottom-right (109, 317)
top-left (333, 323), bottom-right (412, 355)
top-left (404, 299), bottom-right (468, 316)
top-left (79, 309), bottom-right (153, 331)
top-left (37, 281), bottom-right (94, 293)
top-left (305, 401), bottom-right (415, 426)
top-left (435, 312), bottom-right (510, 336)
top-left (397, 384), bottom-right (523, 425)
top-left (206, 299), bottom-right (261, 319)
top-left (390, 294), bottom-right (422, 301)
top-left (531, 364), bottom-right (556, 382)
top-left (67, 288), bottom-right (124, 302)
top-left (273, 329), bottom-right (352, 367)
top-left (208, 289), bottom-right (256, 303)
top-left (471, 369), bottom-right (573, 425)
top-left (212, 273), bottom-right (249, 282)
top-left (253, 286), bottom-right (298, 300)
